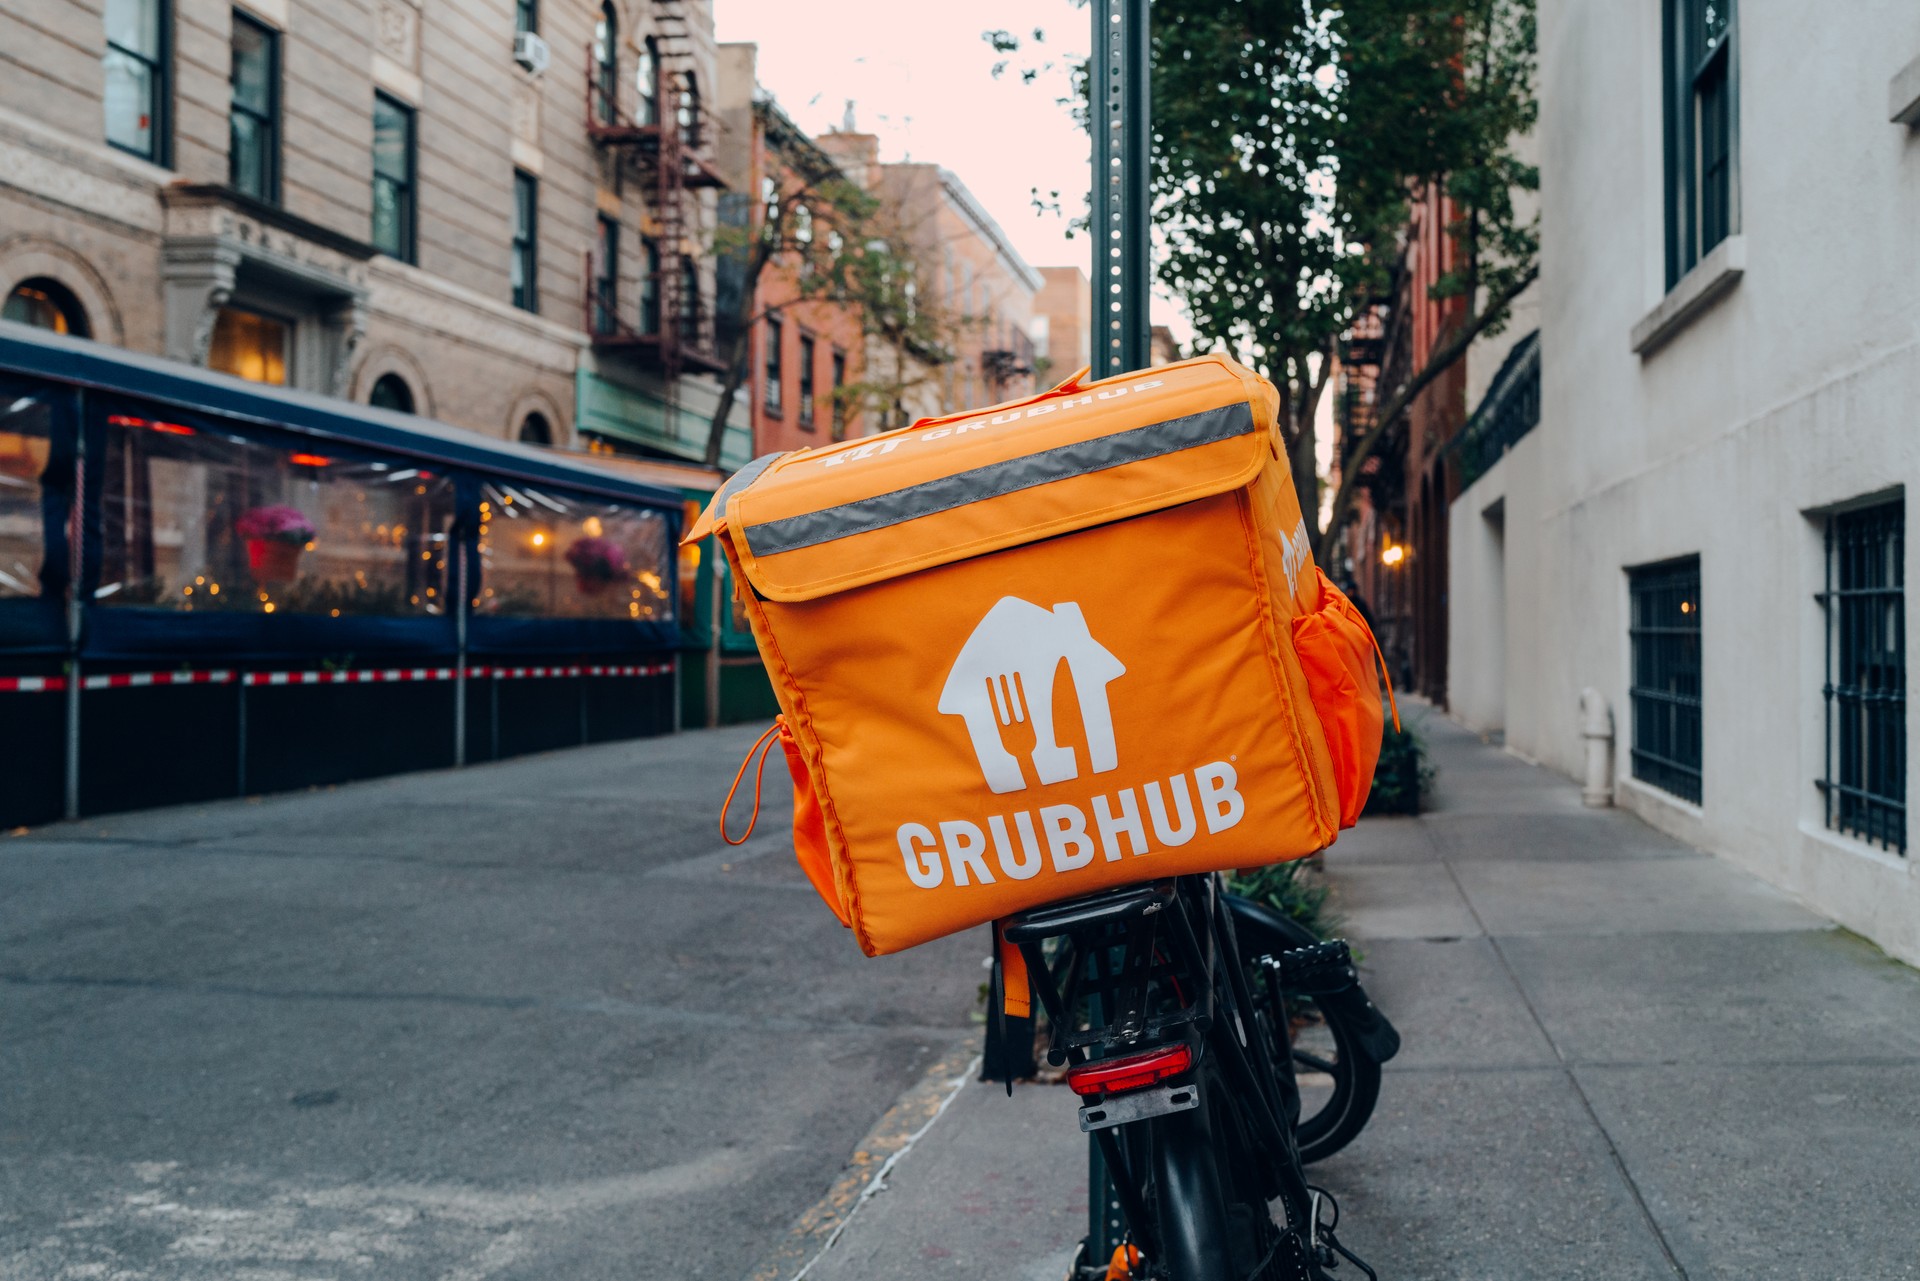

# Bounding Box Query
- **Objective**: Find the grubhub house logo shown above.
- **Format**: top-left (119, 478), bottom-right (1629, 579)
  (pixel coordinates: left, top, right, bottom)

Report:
top-left (896, 596), bottom-right (1246, 891)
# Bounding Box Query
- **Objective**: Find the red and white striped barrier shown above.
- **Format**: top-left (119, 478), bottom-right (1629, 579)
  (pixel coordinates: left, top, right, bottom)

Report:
top-left (0, 675), bottom-right (66, 693)
top-left (84, 670), bottom-right (234, 690)
top-left (0, 663), bottom-right (673, 692)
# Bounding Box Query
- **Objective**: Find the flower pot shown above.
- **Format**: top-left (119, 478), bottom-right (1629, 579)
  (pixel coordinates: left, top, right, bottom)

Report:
top-left (248, 539), bottom-right (304, 584)
top-left (574, 573), bottom-right (615, 597)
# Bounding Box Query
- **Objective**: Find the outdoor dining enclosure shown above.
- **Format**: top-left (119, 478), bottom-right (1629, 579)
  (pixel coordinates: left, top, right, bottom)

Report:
top-left (0, 323), bottom-right (682, 827)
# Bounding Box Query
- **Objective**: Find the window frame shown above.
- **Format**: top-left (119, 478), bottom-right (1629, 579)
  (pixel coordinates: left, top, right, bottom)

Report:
top-left (104, 0), bottom-right (170, 165)
top-left (371, 90), bottom-right (417, 264)
top-left (228, 9), bottom-right (280, 204)
top-left (593, 215), bottom-right (618, 335)
top-left (678, 254), bottom-right (700, 346)
top-left (1662, 0), bottom-right (1738, 287)
top-left (1819, 498), bottom-right (1907, 855)
top-left (763, 315), bottom-right (783, 417)
top-left (514, 0), bottom-right (537, 35)
top-left (1628, 555), bottom-right (1704, 804)
top-left (638, 236), bottom-right (661, 335)
top-left (797, 332), bottom-right (816, 429)
top-left (511, 169), bottom-right (539, 313)
top-left (637, 37), bottom-right (659, 127)
top-left (830, 348), bottom-right (847, 440)
top-left (593, 2), bottom-right (618, 126)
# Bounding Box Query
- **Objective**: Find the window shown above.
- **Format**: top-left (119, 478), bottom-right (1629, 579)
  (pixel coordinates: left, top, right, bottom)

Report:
top-left (3, 279), bottom-right (90, 338)
top-left (474, 483), bottom-right (672, 623)
top-left (0, 385), bottom-right (55, 600)
top-left (678, 71), bottom-right (700, 148)
top-left (518, 413), bottom-right (552, 446)
top-left (592, 216), bottom-right (617, 335)
top-left (514, 0), bottom-right (537, 35)
top-left (1663, 0), bottom-right (1736, 286)
top-left (368, 373), bottom-right (413, 413)
top-left (636, 37), bottom-right (659, 127)
top-left (639, 237), bottom-right (660, 334)
top-left (511, 170), bottom-right (538, 312)
top-left (372, 92), bottom-right (416, 263)
top-left (592, 2), bottom-right (617, 125)
top-left (207, 307), bottom-right (287, 385)
top-left (831, 349), bottom-right (847, 440)
top-left (1629, 557), bottom-right (1703, 803)
top-left (1820, 499), bottom-right (1906, 854)
top-left (798, 333), bottom-right (816, 428)
top-left (678, 255), bottom-right (700, 344)
top-left (104, 0), bottom-right (167, 163)
top-left (763, 316), bottom-right (783, 415)
top-left (228, 11), bottom-right (278, 202)
top-left (97, 409), bottom-right (457, 618)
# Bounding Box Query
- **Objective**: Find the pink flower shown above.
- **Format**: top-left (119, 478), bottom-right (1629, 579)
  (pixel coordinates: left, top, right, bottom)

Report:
top-left (236, 505), bottom-right (317, 545)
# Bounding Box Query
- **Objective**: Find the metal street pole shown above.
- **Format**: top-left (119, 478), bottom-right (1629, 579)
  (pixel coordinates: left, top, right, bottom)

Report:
top-left (1091, 0), bottom-right (1151, 380)
top-left (1087, 0), bottom-right (1150, 1261)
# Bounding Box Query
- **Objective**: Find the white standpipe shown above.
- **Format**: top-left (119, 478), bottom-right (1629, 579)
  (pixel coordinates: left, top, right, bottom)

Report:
top-left (1579, 687), bottom-right (1614, 807)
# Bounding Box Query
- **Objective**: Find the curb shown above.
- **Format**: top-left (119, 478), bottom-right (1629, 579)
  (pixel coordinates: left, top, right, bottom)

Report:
top-left (742, 1035), bottom-right (981, 1281)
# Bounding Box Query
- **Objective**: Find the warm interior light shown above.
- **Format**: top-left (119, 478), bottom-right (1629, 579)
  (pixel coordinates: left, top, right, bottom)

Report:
top-left (1680, 600), bottom-right (1692, 614)
top-left (582, 515), bottom-right (605, 537)
top-left (109, 414), bottom-right (196, 436)
top-left (1065, 1042), bottom-right (1195, 1098)
top-left (289, 452), bottom-right (331, 467)
top-left (530, 531), bottom-right (547, 547)
top-left (1381, 544), bottom-right (1405, 566)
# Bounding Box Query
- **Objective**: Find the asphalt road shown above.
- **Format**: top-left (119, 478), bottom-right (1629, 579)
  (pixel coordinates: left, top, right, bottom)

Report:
top-left (0, 722), bottom-right (982, 1280)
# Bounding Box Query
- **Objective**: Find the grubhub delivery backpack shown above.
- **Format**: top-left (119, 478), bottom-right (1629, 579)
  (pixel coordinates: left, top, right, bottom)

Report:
top-left (687, 354), bottom-right (1393, 965)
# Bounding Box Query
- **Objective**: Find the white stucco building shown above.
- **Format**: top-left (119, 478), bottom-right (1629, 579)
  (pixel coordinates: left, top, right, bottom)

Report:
top-left (1449, 0), bottom-right (1920, 964)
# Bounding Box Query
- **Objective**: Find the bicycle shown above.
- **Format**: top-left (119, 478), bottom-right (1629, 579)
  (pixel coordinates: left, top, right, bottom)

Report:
top-left (990, 874), bottom-right (1392, 1281)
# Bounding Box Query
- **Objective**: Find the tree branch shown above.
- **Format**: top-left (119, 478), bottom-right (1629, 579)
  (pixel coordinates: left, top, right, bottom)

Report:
top-left (1316, 261), bottom-right (1537, 562)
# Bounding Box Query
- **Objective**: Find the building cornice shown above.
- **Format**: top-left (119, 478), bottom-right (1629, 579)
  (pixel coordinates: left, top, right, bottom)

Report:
top-left (937, 169), bottom-right (1044, 293)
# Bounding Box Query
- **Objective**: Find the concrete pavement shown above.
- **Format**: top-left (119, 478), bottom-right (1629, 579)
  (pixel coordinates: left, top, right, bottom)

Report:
top-left (764, 705), bottom-right (1920, 1280)
top-left (0, 725), bottom-right (982, 1280)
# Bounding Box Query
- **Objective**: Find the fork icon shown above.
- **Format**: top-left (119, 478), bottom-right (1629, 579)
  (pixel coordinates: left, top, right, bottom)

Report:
top-left (939, 597), bottom-right (1127, 795)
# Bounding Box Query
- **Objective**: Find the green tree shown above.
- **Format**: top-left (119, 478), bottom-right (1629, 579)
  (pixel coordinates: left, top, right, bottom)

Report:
top-left (989, 0), bottom-right (1536, 553)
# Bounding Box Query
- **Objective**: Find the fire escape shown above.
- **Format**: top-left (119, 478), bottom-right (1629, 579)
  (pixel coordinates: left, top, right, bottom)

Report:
top-left (583, 5), bottom-right (729, 384)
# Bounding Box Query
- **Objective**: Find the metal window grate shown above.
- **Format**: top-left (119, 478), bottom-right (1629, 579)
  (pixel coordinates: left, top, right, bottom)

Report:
top-left (1629, 557), bottom-right (1703, 803)
top-left (1820, 500), bottom-right (1906, 854)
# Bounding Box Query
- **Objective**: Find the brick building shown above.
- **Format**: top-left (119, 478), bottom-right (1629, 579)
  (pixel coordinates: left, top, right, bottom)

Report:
top-left (0, 0), bottom-right (749, 467)
top-left (814, 131), bottom-right (1040, 426)
top-left (712, 45), bottom-right (866, 457)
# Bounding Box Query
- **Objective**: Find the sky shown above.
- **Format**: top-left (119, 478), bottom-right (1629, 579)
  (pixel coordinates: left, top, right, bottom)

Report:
top-left (714, 0), bottom-right (1193, 330)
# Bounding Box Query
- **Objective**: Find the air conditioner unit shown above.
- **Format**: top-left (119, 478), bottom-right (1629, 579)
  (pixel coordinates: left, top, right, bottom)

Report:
top-left (513, 31), bottom-right (551, 76)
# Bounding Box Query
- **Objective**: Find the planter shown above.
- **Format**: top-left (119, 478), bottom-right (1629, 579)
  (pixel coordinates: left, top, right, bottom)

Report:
top-left (574, 573), bottom-right (617, 597)
top-left (247, 539), bottom-right (304, 584)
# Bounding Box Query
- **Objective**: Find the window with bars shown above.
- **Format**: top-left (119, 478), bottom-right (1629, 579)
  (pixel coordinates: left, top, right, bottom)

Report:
top-left (511, 170), bottom-right (538, 312)
top-left (372, 93), bottom-right (415, 263)
top-left (1820, 499), bottom-right (1906, 854)
top-left (592, 216), bottom-right (617, 335)
top-left (229, 11), bottom-right (278, 202)
top-left (1663, 0), bottom-right (1736, 286)
top-left (639, 238), bottom-right (660, 334)
top-left (104, 0), bottom-right (168, 163)
top-left (1629, 557), bottom-right (1703, 803)
top-left (831, 350), bottom-right (847, 440)
top-left (798, 334), bottom-right (816, 428)
top-left (763, 317), bottom-right (783, 416)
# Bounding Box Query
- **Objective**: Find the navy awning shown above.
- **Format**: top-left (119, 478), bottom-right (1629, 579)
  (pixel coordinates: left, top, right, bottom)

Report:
top-left (0, 321), bottom-right (682, 511)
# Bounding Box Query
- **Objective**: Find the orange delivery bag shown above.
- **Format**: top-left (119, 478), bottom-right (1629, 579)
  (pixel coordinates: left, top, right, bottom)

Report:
top-left (687, 354), bottom-right (1390, 958)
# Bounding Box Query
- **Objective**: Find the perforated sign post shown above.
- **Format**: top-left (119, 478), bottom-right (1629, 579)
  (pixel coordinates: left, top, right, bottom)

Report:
top-left (1091, 0), bottom-right (1152, 382)
top-left (1087, 0), bottom-right (1151, 1260)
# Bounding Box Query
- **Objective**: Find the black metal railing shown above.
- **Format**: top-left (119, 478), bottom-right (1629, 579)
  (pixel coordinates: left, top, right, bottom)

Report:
top-left (1629, 556), bottom-right (1703, 804)
top-left (1820, 499), bottom-right (1906, 854)
top-left (1453, 329), bottom-right (1540, 490)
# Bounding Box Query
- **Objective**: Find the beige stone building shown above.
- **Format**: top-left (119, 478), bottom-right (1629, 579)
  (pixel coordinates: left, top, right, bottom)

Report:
top-left (0, 0), bottom-right (748, 465)
top-left (1030, 265), bottom-right (1090, 383)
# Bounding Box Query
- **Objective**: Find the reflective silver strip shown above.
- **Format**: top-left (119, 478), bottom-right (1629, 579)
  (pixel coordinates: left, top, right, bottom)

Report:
top-left (742, 401), bottom-right (1254, 557)
top-left (713, 450), bottom-right (787, 513)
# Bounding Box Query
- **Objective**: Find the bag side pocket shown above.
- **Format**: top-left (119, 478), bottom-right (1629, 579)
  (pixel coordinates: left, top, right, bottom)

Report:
top-left (1290, 568), bottom-right (1388, 829)
top-left (777, 717), bottom-right (851, 926)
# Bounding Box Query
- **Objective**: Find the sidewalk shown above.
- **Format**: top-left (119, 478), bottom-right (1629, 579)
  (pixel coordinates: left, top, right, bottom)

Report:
top-left (766, 703), bottom-right (1920, 1280)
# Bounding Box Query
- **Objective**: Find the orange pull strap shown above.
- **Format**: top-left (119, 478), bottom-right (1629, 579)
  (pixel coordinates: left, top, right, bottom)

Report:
top-left (996, 920), bottom-right (1031, 1019)
top-left (1369, 628), bottom-right (1401, 733)
top-left (720, 720), bottom-right (783, 845)
top-left (904, 364), bottom-right (1094, 434)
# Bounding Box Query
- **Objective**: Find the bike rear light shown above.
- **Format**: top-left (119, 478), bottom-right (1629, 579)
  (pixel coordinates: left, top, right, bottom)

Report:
top-left (1066, 1043), bottom-right (1194, 1097)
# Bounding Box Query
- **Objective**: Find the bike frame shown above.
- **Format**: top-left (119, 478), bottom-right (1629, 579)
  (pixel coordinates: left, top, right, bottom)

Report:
top-left (998, 874), bottom-right (1319, 1268)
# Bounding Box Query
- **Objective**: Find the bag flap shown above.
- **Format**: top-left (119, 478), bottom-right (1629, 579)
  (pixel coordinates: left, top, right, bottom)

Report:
top-left (722, 355), bottom-right (1280, 602)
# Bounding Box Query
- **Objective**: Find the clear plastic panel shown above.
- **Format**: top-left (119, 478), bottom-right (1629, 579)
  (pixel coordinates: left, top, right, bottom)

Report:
top-left (0, 388), bottom-right (53, 598)
top-left (96, 410), bottom-right (456, 617)
top-left (474, 481), bottom-right (673, 622)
